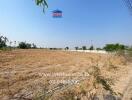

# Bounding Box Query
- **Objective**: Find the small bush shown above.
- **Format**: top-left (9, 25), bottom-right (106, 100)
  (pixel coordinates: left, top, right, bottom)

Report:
top-left (82, 46), bottom-right (87, 50)
top-left (75, 47), bottom-right (79, 50)
top-left (89, 45), bottom-right (94, 50)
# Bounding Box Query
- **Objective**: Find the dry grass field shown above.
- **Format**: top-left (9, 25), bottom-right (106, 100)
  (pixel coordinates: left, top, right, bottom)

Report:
top-left (0, 49), bottom-right (132, 100)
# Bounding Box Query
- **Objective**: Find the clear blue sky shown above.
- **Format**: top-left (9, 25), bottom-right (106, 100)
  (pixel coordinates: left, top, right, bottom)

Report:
top-left (0, 0), bottom-right (132, 48)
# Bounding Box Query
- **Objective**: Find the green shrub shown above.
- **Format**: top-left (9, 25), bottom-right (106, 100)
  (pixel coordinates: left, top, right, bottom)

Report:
top-left (65, 47), bottom-right (69, 50)
top-left (18, 42), bottom-right (31, 49)
top-left (103, 43), bottom-right (126, 52)
top-left (89, 45), bottom-right (94, 50)
top-left (75, 47), bottom-right (79, 50)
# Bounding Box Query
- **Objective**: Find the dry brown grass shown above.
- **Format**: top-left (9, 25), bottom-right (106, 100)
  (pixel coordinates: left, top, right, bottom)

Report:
top-left (0, 49), bottom-right (131, 100)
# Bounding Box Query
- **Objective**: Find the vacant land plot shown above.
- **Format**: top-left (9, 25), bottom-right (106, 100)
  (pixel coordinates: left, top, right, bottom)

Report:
top-left (0, 49), bottom-right (132, 100)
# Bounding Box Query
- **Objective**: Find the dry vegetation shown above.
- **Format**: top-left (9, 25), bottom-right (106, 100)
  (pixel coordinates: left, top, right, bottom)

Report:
top-left (0, 49), bottom-right (132, 100)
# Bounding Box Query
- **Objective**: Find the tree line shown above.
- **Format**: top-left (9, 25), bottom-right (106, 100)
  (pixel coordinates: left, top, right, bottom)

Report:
top-left (0, 35), bottom-right (132, 51)
top-left (74, 45), bottom-right (94, 50)
top-left (73, 44), bottom-right (129, 52)
top-left (0, 35), bottom-right (37, 49)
